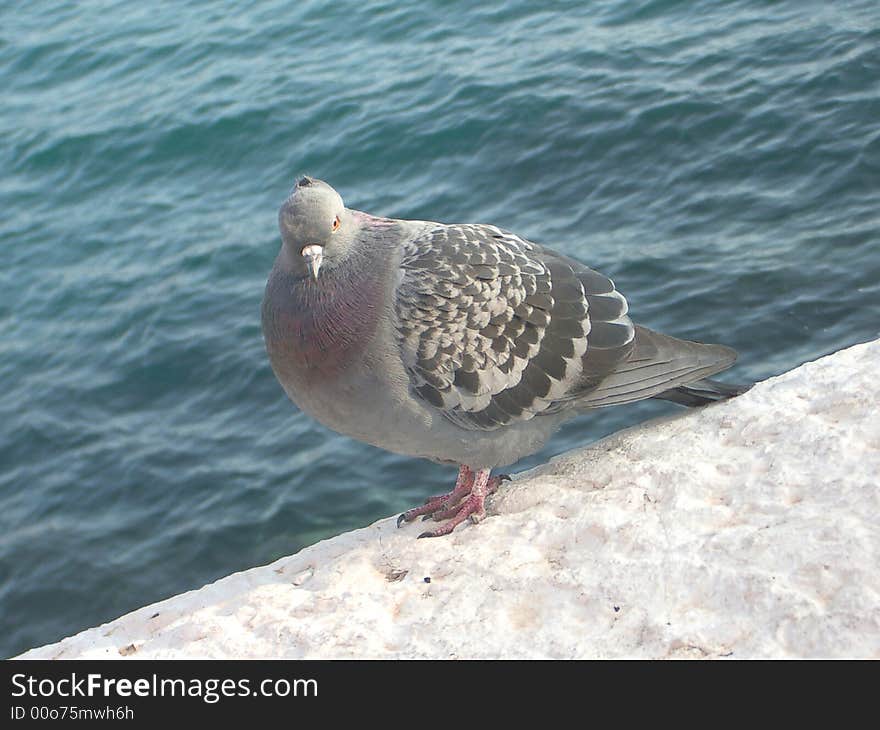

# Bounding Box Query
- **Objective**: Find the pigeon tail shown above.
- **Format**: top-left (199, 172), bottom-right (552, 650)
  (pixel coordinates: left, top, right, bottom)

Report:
top-left (572, 325), bottom-right (739, 409)
top-left (653, 378), bottom-right (752, 407)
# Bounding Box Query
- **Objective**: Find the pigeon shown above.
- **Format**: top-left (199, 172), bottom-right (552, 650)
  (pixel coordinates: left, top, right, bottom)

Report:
top-left (261, 177), bottom-right (746, 538)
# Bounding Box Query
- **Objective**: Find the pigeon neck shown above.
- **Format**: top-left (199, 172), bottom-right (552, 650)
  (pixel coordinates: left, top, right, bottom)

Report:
top-left (263, 249), bottom-right (385, 378)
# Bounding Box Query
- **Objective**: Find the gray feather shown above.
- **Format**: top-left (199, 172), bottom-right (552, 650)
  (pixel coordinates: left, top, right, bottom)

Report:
top-left (395, 224), bottom-right (639, 430)
top-left (573, 326), bottom-right (737, 408)
top-left (394, 226), bottom-right (738, 427)
top-left (263, 177), bottom-right (744, 472)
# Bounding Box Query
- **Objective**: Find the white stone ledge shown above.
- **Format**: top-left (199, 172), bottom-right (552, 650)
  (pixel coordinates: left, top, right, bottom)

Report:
top-left (18, 339), bottom-right (880, 659)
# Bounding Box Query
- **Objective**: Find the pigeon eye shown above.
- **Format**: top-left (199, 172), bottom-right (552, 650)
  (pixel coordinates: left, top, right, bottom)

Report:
top-left (331, 216), bottom-right (340, 232)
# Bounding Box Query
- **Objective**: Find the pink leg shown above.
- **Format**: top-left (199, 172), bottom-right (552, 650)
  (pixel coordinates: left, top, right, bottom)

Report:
top-left (396, 466), bottom-right (474, 527)
top-left (395, 467), bottom-right (511, 538)
top-left (418, 468), bottom-right (493, 539)
top-left (428, 473), bottom-right (508, 522)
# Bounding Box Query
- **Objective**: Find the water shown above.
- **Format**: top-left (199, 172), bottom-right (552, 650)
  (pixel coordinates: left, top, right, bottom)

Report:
top-left (2, 0), bottom-right (878, 658)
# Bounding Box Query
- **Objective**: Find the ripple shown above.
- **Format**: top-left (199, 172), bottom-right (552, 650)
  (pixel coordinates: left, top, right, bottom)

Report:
top-left (2, 0), bottom-right (879, 657)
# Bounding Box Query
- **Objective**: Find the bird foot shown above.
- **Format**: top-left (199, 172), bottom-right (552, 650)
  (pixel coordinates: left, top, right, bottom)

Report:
top-left (418, 492), bottom-right (487, 538)
top-left (426, 474), bottom-right (509, 522)
top-left (396, 465), bottom-right (474, 526)
top-left (396, 468), bottom-right (510, 537)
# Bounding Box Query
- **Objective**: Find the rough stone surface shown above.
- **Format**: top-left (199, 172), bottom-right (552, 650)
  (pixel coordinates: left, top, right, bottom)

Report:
top-left (19, 340), bottom-right (880, 659)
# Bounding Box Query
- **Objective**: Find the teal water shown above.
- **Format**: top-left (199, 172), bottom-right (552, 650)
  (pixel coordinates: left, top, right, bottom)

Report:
top-left (2, 0), bottom-right (879, 657)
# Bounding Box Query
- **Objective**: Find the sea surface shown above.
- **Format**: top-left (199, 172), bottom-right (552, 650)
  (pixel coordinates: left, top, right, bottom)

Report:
top-left (2, 0), bottom-right (878, 658)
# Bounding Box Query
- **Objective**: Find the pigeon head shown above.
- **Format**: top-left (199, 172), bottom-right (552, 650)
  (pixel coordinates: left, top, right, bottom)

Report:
top-left (278, 177), bottom-right (353, 280)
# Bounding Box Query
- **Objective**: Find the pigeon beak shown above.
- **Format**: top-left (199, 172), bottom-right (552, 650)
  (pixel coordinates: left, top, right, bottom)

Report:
top-left (300, 245), bottom-right (323, 280)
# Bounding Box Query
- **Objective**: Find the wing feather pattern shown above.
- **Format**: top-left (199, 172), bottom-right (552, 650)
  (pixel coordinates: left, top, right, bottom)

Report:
top-left (394, 225), bottom-right (736, 430)
top-left (394, 224), bottom-right (636, 430)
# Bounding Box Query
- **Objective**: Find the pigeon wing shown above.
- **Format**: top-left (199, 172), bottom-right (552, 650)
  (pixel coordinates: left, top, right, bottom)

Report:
top-left (393, 224), bottom-right (636, 430)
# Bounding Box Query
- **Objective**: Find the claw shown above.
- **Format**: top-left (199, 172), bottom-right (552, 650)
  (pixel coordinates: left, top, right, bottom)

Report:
top-left (400, 466), bottom-right (511, 537)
